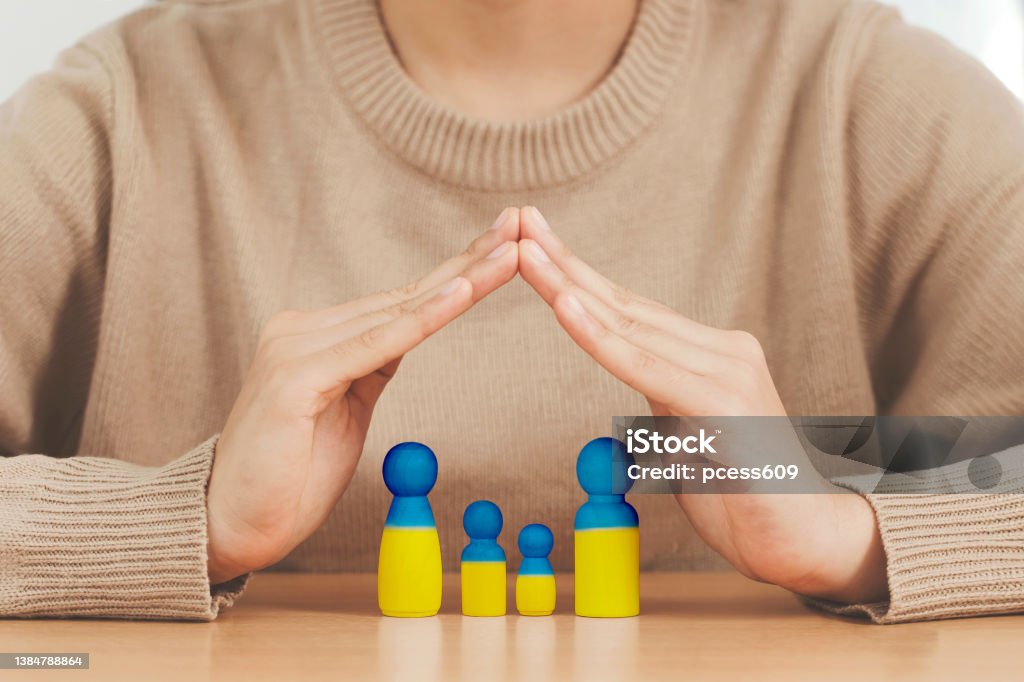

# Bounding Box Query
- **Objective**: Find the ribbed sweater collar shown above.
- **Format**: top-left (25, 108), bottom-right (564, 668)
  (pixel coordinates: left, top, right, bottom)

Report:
top-left (313, 0), bottom-right (698, 191)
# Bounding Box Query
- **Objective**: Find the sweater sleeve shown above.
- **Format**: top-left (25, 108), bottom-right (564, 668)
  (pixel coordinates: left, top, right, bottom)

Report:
top-left (0, 43), bottom-right (113, 454)
top-left (846, 12), bottom-right (1024, 416)
top-left (807, 447), bottom-right (1024, 623)
top-left (0, 436), bottom-right (247, 620)
top-left (816, 12), bottom-right (1024, 623)
top-left (0, 44), bottom-right (245, 619)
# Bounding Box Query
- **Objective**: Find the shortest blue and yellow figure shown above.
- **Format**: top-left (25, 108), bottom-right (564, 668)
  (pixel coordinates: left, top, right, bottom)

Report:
top-left (461, 500), bottom-right (506, 616)
top-left (516, 524), bottom-right (556, 616)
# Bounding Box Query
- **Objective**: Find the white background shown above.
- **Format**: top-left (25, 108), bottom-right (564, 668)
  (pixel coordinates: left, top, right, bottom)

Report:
top-left (0, 0), bottom-right (1022, 102)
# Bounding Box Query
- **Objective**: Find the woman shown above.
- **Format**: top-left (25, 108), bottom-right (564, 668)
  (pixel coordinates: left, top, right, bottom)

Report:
top-left (1, 0), bottom-right (1022, 623)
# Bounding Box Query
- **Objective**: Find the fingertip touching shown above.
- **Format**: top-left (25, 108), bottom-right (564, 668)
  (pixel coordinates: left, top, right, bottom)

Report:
top-left (489, 206), bottom-right (521, 241)
top-left (520, 206), bottom-right (551, 236)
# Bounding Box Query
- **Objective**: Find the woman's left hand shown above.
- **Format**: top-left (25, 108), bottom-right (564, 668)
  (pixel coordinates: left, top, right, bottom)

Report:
top-left (518, 206), bottom-right (888, 604)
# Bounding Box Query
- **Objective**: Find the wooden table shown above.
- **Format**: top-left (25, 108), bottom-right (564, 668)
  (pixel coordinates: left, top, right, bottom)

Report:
top-left (2, 572), bottom-right (1020, 681)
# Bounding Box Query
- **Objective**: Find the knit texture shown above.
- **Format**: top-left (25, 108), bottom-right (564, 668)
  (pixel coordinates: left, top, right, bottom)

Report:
top-left (1, 0), bottom-right (1023, 621)
top-left (807, 446), bottom-right (1024, 623)
top-left (316, 0), bottom-right (694, 190)
top-left (0, 437), bottom-right (247, 620)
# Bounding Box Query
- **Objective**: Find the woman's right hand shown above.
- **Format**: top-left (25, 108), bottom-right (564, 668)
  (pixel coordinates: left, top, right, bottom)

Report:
top-left (205, 209), bottom-right (521, 583)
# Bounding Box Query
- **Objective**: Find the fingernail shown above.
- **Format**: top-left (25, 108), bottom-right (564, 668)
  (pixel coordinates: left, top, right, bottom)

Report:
top-left (438, 278), bottom-right (463, 296)
top-left (489, 208), bottom-right (509, 230)
top-left (486, 242), bottom-right (511, 259)
top-left (530, 240), bottom-right (551, 263)
top-left (528, 206), bottom-right (551, 231)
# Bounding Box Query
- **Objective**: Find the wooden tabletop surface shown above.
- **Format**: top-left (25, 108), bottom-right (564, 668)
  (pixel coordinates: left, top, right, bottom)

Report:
top-left (2, 572), bottom-right (1020, 681)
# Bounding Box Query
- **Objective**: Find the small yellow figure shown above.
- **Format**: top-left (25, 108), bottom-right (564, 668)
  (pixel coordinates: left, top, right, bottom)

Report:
top-left (378, 442), bottom-right (442, 617)
top-left (461, 500), bottom-right (506, 616)
top-left (515, 524), bottom-right (556, 616)
top-left (574, 437), bottom-right (639, 617)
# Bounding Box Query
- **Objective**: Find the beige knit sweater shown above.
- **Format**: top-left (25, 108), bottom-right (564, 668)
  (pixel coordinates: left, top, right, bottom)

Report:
top-left (1, 0), bottom-right (1023, 623)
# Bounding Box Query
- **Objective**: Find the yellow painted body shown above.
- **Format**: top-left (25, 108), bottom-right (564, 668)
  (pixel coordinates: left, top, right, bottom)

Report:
top-left (378, 527), bottom-right (442, 617)
top-left (516, 574), bottom-right (556, 616)
top-left (574, 527), bottom-right (639, 617)
top-left (460, 561), bottom-right (506, 616)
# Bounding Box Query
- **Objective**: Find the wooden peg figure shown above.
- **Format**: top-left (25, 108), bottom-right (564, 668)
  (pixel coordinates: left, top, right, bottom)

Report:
top-left (378, 442), bottom-right (443, 617)
top-left (516, 523), bottom-right (556, 616)
top-left (461, 500), bottom-right (507, 616)
top-left (574, 437), bottom-right (639, 617)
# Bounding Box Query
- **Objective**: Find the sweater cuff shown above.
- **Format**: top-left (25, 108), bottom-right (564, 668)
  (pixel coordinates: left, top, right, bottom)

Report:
top-left (0, 435), bottom-right (248, 620)
top-left (806, 450), bottom-right (1024, 623)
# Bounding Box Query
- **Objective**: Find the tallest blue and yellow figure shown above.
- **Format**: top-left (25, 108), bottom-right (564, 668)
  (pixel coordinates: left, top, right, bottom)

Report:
top-left (574, 437), bottom-right (640, 617)
top-left (378, 442), bottom-right (443, 617)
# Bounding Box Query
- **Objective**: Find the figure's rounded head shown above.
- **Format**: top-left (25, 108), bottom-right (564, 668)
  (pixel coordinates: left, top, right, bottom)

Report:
top-left (382, 442), bottom-right (438, 496)
top-left (463, 500), bottom-right (503, 539)
top-left (576, 437), bottom-right (635, 496)
top-left (518, 524), bottom-right (554, 558)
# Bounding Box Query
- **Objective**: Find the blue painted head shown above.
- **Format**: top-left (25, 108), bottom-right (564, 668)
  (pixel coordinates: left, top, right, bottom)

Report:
top-left (576, 437), bottom-right (635, 496)
top-left (463, 500), bottom-right (502, 539)
top-left (382, 442), bottom-right (438, 497)
top-left (518, 524), bottom-right (554, 558)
